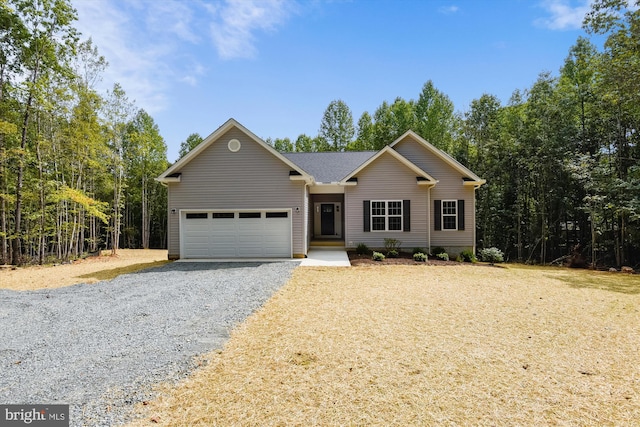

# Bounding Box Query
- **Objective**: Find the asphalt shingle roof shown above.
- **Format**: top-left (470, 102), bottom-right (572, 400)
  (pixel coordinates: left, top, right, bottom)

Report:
top-left (283, 151), bottom-right (377, 183)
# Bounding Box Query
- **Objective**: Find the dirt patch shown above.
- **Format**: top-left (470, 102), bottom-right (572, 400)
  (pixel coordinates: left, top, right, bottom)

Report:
top-left (0, 249), bottom-right (169, 291)
top-left (128, 265), bottom-right (640, 426)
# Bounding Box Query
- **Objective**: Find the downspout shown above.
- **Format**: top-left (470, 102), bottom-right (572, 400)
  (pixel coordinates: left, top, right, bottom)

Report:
top-left (303, 182), bottom-right (309, 257)
top-left (427, 186), bottom-right (432, 252)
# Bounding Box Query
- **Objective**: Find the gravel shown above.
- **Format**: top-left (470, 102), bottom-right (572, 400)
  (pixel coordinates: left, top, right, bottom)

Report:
top-left (0, 261), bottom-right (298, 426)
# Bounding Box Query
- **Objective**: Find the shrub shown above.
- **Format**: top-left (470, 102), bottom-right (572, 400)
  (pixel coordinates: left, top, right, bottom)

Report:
top-left (356, 243), bottom-right (370, 255)
top-left (479, 247), bottom-right (504, 264)
top-left (413, 252), bottom-right (427, 262)
top-left (387, 249), bottom-right (399, 258)
top-left (459, 249), bottom-right (477, 263)
top-left (412, 247), bottom-right (426, 255)
top-left (430, 246), bottom-right (446, 257)
top-left (384, 238), bottom-right (402, 252)
top-left (436, 252), bottom-right (449, 261)
top-left (372, 251), bottom-right (386, 261)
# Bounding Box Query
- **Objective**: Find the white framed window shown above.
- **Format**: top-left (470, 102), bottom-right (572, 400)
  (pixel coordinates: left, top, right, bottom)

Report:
top-left (442, 200), bottom-right (457, 230)
top-left (371, 200), bottom-right (403, 231)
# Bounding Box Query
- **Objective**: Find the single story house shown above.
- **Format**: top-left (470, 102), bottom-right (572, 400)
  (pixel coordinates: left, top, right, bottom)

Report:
top-left (157, 118), bottom-right (485, 260)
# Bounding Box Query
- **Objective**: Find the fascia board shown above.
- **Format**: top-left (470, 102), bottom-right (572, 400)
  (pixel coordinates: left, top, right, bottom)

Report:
top-left (340, 146), bottom-right (436, 184)
top-left (157, 118), bottom-right (313, 183)
top-left (389, 130), bottom-right (484, 184)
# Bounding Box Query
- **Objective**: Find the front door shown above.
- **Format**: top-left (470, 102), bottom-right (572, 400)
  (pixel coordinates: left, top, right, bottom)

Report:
top-left (321, 204), bottom-right (335, 235)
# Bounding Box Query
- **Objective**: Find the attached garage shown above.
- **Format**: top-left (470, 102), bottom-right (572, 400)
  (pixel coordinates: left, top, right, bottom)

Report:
top-left (180, 210), bottom-right (292, 259)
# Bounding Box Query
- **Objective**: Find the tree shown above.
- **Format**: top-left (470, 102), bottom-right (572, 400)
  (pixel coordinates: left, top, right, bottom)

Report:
top-left (272, 137), bottom-right (293, 152)
top-left (350, 111), bottom-right (374, 150)
top-left (414, 80), bottom-right (456, 151)
top-left (295, 134), bottom-right (314, 152)
top-left (104, 83), bottom-right (133, 254)
top-left (125, 109), bottom-right (168, 249)
top-left (318, 99), bottom-right (355, 151)
top-left (178, 133), bottom-right (203, 159)
top-left (10, 0), bottom-right (78, 265)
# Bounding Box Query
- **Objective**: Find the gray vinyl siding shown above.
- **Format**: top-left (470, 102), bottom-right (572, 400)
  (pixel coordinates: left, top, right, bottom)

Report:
top-left (393, 135), bottom-right (476, 251)
top-left (167, 128), bottom-right (306, 258)
top-left (345, 152), bottom-right (428, 250)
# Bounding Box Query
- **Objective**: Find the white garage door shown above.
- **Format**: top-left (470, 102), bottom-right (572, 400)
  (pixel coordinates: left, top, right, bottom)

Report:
top-left (181, 210), bottom-right (292, 258)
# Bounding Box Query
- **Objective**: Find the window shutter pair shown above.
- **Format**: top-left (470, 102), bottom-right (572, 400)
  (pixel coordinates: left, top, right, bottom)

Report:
top-left (434, 199), bottom-right (465, 231)
top-left (363, 200), bottom-right (410, 232)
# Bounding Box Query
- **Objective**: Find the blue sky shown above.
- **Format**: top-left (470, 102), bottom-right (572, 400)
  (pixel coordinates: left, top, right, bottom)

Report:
top-left (74, 0), bottom-right (601, 162)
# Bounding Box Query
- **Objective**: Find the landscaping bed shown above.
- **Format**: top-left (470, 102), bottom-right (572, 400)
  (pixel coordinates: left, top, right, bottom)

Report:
top-left (347, 250), bottom-right (460, 266)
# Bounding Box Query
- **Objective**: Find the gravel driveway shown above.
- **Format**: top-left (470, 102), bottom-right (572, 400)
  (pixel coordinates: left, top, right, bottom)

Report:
top-left (0, 261), bottom-right (298, 426)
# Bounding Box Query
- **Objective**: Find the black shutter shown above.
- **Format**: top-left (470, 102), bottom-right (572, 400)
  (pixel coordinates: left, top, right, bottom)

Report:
top-left (458, 199), bottom-right (465, 230)
top-left (434, 200), bottom-right (441, 231)
top-left (403, 200), bottom-right (410, 231)
top-left (363, 200), bottom-right (370, 232)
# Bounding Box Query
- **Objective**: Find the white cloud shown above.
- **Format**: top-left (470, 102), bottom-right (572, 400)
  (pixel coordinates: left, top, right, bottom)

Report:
top-left (208, 0), bottom-right (296, 59)
top-left (74, 0), bottom-right (207, 113)
top-left (535, 0), bottom-right (593, 30)
top-left (438, 5), bottom-right (460, 15)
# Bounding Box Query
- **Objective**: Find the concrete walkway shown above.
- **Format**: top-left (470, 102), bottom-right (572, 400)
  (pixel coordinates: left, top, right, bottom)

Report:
top-left (300, 247), bottom-right (351, 267)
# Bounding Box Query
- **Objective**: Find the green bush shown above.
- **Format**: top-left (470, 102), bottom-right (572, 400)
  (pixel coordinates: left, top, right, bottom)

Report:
top-left (356, 243), bottom-right (369, 255)
top-left (436, 252), bottom-right (449, 261)
top-left (459, 249), bottom-right (477, 263)
top-left (479, 247), bottom-right (504, 264)
top-left (387, 249), bottom-right (399, 258)
top-left (372, 251), bottom-right (386, 261)
top-left (430, 246), bottom-right (446, 257)
top-left (413, 252), bottom-right (427, 262)
top-left (384, 238), bottom-right (402, 253)
top-left (412, 247), bottom-right (426, 255)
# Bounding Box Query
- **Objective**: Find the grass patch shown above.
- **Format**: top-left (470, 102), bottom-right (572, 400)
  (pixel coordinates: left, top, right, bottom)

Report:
top-left (78, 260), bottom-right (171, 282)
top-left (128, 265), bottom-right (640, 426)
top-left (552, 270), bottom-right (640, 295)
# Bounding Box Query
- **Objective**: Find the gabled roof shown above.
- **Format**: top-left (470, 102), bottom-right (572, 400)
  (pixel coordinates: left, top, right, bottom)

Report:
top-left (340, 146), bottom-right (438, 185)
top-left (157, 118), bottom-right (312, 183)
top-left (283, 151), bottom-right (376, 183)
top-left (389, 130), bottom-right (485, 185)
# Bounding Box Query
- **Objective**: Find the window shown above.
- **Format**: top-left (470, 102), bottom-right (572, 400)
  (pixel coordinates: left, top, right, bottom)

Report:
top-left (186, 213), bottom-right (208, 219)
top-left (434, 199), bottom-right (465, 231)
top-left (371, 200), bottom-right (402, 231)
top-left (239, 212), bottom-right (261, 218)
top-left (442, 200), bottom-right (457, 230)
top-left (266, 212), bottom-right (288, 218)
top-left (212, 212), bottom-right (234, 219)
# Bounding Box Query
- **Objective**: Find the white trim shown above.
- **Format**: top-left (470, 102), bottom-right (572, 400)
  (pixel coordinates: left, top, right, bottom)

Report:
top-left (157, 118), bottom-right (313, 184)
top-left (340, 146), bottom-right (437, 185)
top-left (370, 200), bottom-right (403, 232)
top-left (227, 138), bottom-right (241, 152)
top-left (314, 202), bottom-right (342, 238)
top-left (389, 130), bottom-right (485, 186)
top-left (427, 187), bottom-right (432, 251)
top-left (441, 200), bottom-right (458, 231)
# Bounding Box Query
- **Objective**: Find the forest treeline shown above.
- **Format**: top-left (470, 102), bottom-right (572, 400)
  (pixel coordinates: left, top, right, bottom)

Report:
top-left (2, 0), bottom-right (638, 267)
top-left (261, 1), bottom-right (639, 267)
top-left (1, 0), bottom-right (168, 265)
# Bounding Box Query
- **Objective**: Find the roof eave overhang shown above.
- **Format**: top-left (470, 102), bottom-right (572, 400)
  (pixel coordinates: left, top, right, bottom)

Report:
top-left (463, 179), bottom-right (486, 188)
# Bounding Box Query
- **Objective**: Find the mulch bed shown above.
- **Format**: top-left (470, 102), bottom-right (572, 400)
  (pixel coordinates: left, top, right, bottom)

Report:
top-left (348, 251), bottom-right (462, 266)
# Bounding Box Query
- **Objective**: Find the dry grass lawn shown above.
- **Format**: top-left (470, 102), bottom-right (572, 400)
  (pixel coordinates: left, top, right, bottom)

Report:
top-left (129, 264), bottom-right (640, 426)
top-left (0, 249), bottom-right (169, 291)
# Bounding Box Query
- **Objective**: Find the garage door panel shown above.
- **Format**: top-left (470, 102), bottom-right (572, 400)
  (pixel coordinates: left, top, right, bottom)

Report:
top-left (183, 217), bottom-right (211, 258)
top-left (182, 210), bottom-right (291, 258)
